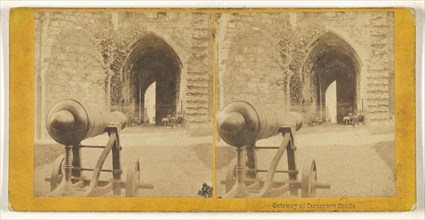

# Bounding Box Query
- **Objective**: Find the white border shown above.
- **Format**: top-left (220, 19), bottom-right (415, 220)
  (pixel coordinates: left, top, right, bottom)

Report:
top-left (1, 1), bottom-right (424, 219)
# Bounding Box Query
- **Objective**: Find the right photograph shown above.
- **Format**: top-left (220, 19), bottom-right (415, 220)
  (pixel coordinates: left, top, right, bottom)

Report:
top-left (215, 11), bottom-right (395, 198)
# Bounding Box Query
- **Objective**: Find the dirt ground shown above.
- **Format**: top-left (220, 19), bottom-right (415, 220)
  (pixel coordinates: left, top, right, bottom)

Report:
top-left (34, 126), bottom-right (212, 197)
top-left (34, 123), bottom-right (395, 198)
top-left (216, 123), bottom-right (396, 197)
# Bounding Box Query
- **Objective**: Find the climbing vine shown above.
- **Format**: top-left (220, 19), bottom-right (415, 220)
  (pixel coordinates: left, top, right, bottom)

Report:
top-left (290, 74), bottom-right (303, 105)
top-left (95, 29), bottom-right (131, 106)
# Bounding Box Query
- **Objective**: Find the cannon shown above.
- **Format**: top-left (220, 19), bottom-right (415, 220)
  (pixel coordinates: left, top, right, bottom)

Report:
top-left (45, 99), bottom-right (153, 196)
top-left (217, 100), bottom-right (330, 198)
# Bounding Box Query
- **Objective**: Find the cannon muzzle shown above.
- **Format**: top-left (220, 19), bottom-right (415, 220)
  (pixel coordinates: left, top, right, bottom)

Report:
top-left (217, 100), bottom-right (303, 147)
top-left (46, 99), bottom-right (127, 145)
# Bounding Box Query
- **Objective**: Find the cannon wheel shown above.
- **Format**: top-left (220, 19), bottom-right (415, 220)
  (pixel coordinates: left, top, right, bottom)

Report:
top-left (301, 160), bottom-right (317, 197)
top-left (225, 157), bottom-right (237, 192)
top-left (125, 160), bottom-right (141, 197)
top-left (50, 154), bottom-right (65, 191)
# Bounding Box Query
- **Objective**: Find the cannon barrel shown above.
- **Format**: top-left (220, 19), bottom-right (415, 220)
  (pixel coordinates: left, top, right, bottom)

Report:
top-left (217, 100), bottom-right (303, 147)
top-left (46, 99), bottom-right (127, 145)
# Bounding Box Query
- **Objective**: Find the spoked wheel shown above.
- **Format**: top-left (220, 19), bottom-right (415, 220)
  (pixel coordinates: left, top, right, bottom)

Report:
top-left (50, 154), bottom-right (65, 191)
top-left (301, 160), bottom-right (317, 197)
top-left (125, 160), bottom-right (141, 197)
top-left (225, 158), bottom-right (237, 193)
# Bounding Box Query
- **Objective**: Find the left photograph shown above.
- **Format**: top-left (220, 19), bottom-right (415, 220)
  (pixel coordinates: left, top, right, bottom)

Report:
top-left (33, 11), bottom-right (213, 197)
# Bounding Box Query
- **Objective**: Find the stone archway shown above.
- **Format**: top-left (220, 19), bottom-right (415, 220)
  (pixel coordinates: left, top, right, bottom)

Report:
top-left (303, 32), bottom-right (361, 123)
top-left (121, 33), bottom-right (182, 125)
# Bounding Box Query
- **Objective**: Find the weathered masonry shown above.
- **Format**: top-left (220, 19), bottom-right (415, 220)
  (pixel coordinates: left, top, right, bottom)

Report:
top-left (35, 12), bottom-right (213, 139)
top-left (217, 12), bottom-right (394, 124)
top-left (35, 11), bottom-right (395, 139)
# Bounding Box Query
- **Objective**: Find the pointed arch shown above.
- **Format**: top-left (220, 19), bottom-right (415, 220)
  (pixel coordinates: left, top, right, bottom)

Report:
top-left (118, 33), bottom-right (183, 125)
top-left (302, 31), bottom-right (362, 123)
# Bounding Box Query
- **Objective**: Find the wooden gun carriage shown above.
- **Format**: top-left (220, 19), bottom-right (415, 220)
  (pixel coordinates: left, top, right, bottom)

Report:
top-left (217, 100), bottom-right (330, 198)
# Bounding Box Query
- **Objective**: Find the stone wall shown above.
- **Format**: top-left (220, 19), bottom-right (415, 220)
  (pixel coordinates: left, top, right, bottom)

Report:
top-left (35, 12), bottom-right (110, 139)
top-left (111, 12), bottom-right (212, 128)
top-left (216, 13), bottom-right (291, 110)
top-left (35, 11), bottom-right (213, 139)
top-left (216, 11), bottom-right (395, 124)
top-left (34, 11), bottom-right (395, 139)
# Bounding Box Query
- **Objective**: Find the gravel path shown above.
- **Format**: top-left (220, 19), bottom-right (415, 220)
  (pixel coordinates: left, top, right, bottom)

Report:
top-left (34, 125), bottom-right (395, 198)
top-left (216, 126), bottom-right (395, 197)
top-left (34, 130), bottom-right (212, 197)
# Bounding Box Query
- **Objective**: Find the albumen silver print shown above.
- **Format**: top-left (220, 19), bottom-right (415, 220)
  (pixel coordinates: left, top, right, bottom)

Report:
top-left (32, 10), bottom-right (396, 199)
top-left (215, 11), bottom-right (396, 198)
top-left (34, 11), bottom-right (214, 197)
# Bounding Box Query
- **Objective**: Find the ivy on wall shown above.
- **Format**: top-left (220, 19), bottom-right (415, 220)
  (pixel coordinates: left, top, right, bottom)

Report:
top-left (290, 74), bottom-right (303, 105)
top-left (95, 29), bottom-right (130, 106)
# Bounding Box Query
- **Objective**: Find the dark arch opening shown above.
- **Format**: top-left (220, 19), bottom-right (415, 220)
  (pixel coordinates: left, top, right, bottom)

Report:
top-left (123, 34), bottom-right (182, 125)
top-left (304, 32), bottom-right (361, 123)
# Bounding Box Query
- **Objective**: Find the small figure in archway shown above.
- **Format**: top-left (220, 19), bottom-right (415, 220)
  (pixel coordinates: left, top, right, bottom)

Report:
top-left (162, 113), bottom-right (173, 127)
top-left (172, 111), bottom-right (184, 128)
top-left (356, 110), bottom-right (365, 125)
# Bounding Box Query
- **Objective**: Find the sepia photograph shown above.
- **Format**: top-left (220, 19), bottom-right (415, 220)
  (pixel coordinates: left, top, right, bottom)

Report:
top-left (6, 7), bottom-right (417, 212)
top-left (215, 11), bottom-right (396, 198)
top-left (33, 11), bottom-right (214, 197)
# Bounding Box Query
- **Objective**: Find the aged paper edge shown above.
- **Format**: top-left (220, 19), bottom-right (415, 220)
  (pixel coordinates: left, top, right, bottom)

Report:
top-left (8, 8), bottom-right (415, 212)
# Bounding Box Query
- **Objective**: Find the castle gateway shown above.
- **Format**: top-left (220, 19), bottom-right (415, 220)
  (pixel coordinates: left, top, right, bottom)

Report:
top-left (217, 12), bottom-right (394, 125)
top-left (35, 12), bottom-right (213, 139)
top-left (35, 11), bottom-right (394, 139)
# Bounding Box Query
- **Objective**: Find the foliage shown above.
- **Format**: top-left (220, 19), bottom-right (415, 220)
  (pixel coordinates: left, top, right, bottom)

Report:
top-left (290, 74), bottom-right (303, 105)
top-left (110, 74), bottom-right (123, 105)
top-left (94, 29), bottom-right (130, 105)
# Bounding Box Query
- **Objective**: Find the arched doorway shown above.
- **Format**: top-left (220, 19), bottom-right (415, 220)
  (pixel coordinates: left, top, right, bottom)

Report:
top-left (122, 34), bottom-right (182, 125)
top-left (303, 32), bottom-right (361, 123)
top-left (325, 80), bottom-right (337, 123)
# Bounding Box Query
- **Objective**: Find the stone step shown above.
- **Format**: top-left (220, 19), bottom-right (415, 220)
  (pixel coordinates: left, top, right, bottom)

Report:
top-left (186, 111), bottom-right (210, 117)
top-left (186, 80), bottom-right (210, 86)
top-left (367, 101), bottom-right (389, 107)
top-left (367, 84), bottom-right (389, 91)
top-left (366, 110), bottom-right (390, 115)
top-left (370, 31), bottom-right (386, 37)
top-left (192, 30), bottom-right (211, 39)
top-left (366, 92), bottom-right (389, 99)
top-left (366, 112), bottom-right (390, 121)
top-left (186, 91), bottom-right (209, 97)
top-left (370, 48), bottom-right (388, 55)
top-left (369, 116), bottom-right (390, 122)
top-left (185, 98), bottom-right (209, 104)
top-left (370, 43), bottom-right (387, 49)
top-left (191, 46), bottom-right (209, 53)
top-left (368, 56), bottom-right (389, 63)
top-left (366, 88), bottom-right (390, 93)
top-left (367, 107), bottom-right (389, 113)
top-left (366, 64), bottom-right (388, 72)
top-left (186, 83), bottom-right (209, 88)
top-left (186, 67), bottom-right (209, 75)
top-left (366, 99), bottom-right (390, 105)
top-left (366, 100), bottom-right (390, 107)
top-left (186, 113), bottom-right (210, 120)
top-left (366, 80), bottom-right (389, 85)
top-left (370, 38), bottom-right (389, 45)
top-left (186, 118), bottom-right (210, 124)
top-left (191, 52), bottom-right (209, 58)
top-left (185, 103), bottom-right (209, 109)
top-left (186, 100), bottom-right (210, 107)
top-left (192, 40), bottom-right (209, 48)
top-left (366, 71), bottom-right (388, 76)
top-left (366, 86), bottom-right (390, 92)
top-left (186, 75), bottom-right (209, 81)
